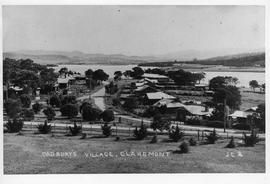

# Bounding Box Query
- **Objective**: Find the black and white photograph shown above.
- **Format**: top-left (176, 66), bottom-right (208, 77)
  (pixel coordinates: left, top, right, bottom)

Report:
top-left (1, 1), bottom-right (268, 178)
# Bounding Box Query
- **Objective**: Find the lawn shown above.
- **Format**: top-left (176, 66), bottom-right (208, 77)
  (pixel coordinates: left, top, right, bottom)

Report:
top-left (4, 133), bottom-right (265, 174)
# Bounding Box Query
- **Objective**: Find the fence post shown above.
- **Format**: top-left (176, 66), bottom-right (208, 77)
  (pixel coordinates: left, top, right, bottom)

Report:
top-left (202, 131), bottom-right (204, 141)
top-left (197, 130), bottom-right (200, 141)
top-left (129, 127), bottom-right (131, 137)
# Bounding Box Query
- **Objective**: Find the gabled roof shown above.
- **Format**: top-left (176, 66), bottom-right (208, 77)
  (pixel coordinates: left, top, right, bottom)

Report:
top-left (146, 92), bottom-right (175, 100)
top-left (57, 78), bottom-right (69, 84)
top-left (153, 99), bottom-right (184, 108)
top-left (135, 85), bottom-right (157, 92)
top-left (228, 110), bottom-right (251, 118)
top-left (142, 73), bottom-right (169, 79)
top-left (245, 107), bottom-right (258, 112)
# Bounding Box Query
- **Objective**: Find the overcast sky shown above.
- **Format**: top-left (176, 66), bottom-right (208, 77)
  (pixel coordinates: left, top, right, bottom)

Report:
top-left (3, 5), bottom-right (265, 56)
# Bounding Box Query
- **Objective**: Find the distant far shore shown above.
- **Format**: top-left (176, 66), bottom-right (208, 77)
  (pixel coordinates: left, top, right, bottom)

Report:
top-left (54, 63), bottom-right (265, 73)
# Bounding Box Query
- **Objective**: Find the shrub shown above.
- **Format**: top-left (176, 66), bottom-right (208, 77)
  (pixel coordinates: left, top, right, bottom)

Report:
top-left (61, 95), bottom-right (77, 105)
top-left (242, 129), bottom-right (259, 147)
top-left (232, 123), bottom-right (250, 130)
top-left (101, 109), bottom-right (115, 122)
top-left (20, 94), bottom-right (31, 108)
top-left (60, 104), bottom-right (78, 119)
top-left (151, 114), bottom-right (170, 132)
top-left (4, 119), bottom-right (24, 133)
top-left (179, 142), bottom-right (189, 153)
top-left (81, 105), bottom-right (102, 121)
top-left (49, 95), bottom-right (61, 107)
top-left (101, 123), bottom-right (112, 137)
top-left (123, 97), bottom-right (138, 110)
top-left (4, 99), bottom-right (22, 119)
top-left (185, 118), bottom-right (201, 126)
top-left (43, 106), bottom-right (56, 121)
top-left (68, 122), bottom-right (82, 136)
top-left (226, 136), bottom-right (236, 148)
top-left (32, 102), bottom-right (43, 114)
top-left (37, 120), bottom-right (52, 134)
top-left (150, 135), bottom-right (157, 143)
top-left (169, 125), bottom-right (184, 142)
top-left (21, 109), bottom-right (35, 121)
top-left (189, 137), bottom-right (197, 146)
top-left (112, 98), bottom-right (121, 106)
top-left (206, 129), bottom-right (219, 144)
top-left (133, 122), bottom-right (148, 140)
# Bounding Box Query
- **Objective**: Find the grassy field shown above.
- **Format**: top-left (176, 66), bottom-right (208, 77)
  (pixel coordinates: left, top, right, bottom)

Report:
top-left (4, 133), bottom-right (265, 174)
top-left (240, 88), bottom-right (265, 110)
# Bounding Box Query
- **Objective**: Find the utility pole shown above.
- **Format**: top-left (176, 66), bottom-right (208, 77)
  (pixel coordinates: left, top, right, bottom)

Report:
top-left (224, 98), bottom-right (227, 133)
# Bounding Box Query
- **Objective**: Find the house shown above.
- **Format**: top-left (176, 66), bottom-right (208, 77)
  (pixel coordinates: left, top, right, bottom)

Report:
top-left (153, 99), bottom-right (185, 113)
top-left (228, 110), bottom-right (254, 124)
top-left (176, 105), bottom-right (214, 121)
top-left (145, 92), bottom-right (175, 105)
top-left (57, 78), bottom-right (69, 89)
top-left (142, 73), bottom-right (170, 83)
top-left (134, 85), bottom-right (158, 95)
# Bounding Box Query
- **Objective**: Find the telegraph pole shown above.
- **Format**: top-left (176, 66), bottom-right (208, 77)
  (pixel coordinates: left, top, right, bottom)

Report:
top-left (224, 98), bottom-right (227, 133)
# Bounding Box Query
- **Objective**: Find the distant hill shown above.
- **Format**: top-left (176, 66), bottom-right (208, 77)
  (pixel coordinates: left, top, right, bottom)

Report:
top-left (192, 52), bottom-right (265, 67)
top-left (3, 49), bottom-right (265, 66)
top-left (3, 50), bottom-right (162, 65)
top-left (139, 52), bottom-right (265, 67)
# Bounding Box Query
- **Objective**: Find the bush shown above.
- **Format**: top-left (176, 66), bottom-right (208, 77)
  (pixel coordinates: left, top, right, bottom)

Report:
top-left (32, 102), bottom-right (43, 114)
top-left (112, 98), bottom-right (121, 106)
top-left (101, 123), bottom-right (112, 137)
top-left (189, 137), bottom-right (197, 146)
top-left (69, 122), bottom-right (82, 136)
top-left (123, 97), bottom-right (138, 110)
top-left (60, 104), bottom-right (78, 119)
top-left (5, 119), bottom-right (24, 133)
top-left (150, 135), bottom-right (157, 143)
top-left (242, 129), bottom-right (259, 147)
top-left (232, 123), bottom-right (250, 130)
top-left (133, 122), bottom-right (148, 140)
top-left (21, 109), bottom-right (35, 121)
top-left (206, 129), bottom-right (219, 144)
top-left (61, 95), bottom-right (77, 105)
top-left (49, 95), bottom-right (61, 107)
top-left (4, 99), bottom-right (22, 119)
top-left (226, 136), bottom-right (236, 148)
top-left (20, 94), bottom-right (31, 108)
top-left (169, 125), bottom-right (184, 142)
top-left (37, 120), bottom-right (52, 134)
top-left (43, 107), bottom-right (56, 121)
top-left (81, 105), bottom-right (102, 121)
top-left (185, 118), bottom-right (201, 126)
top-left (179, 142), bottom-right (189, 153)
top-left (101, 109), bottom-right (115, 122)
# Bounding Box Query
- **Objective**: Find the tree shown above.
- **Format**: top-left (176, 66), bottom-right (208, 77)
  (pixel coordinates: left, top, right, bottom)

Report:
top-left (105, 81), bottom-right (118, 94)
top-left (93, 69), bottom-right (109, 84)
top-left (21, 109), bottom-right (35, 121)
top-left (133, 121), bottom-right (148, 140)
top-left (32, 102), bottom-right (43, 114)
top-left (151, 114), bottom-right (170, 133)
top-left (101, 109), bottom-right (115, 122)
top-left (167, 69), bottom-right (197, 86)
top-left (209, 76), bottom-right (238, 90)
top-left (50, 95), bottom-right (61, 107)
top-left (114, 71), bottom-right (122, 81)
top-left (212, 85), bottom-right (241, 110)
top-left (59, 67), bottom-right (68, 76)
top-left (43, 107), bottom-right (56, 121)
top-left (60, 104), bottom-right (78, 119)
top-left (123, 70), bottom-right (132, 78)
top-left (19, 94), bottom-right (31, 108)
top-left (130, 67), bottom-right (144, 79)
top-left (123, 97), bottom-right (138, 110)
top-left (193, 72), bottom-right (205, 84)
top-left (4, 99), bottom-right (22, 119)
top-left (101, 123), bottom-right (112, 137)
top-left (81, 105), bottom-right (102, 121)
top-left (249, 80), bottom-right (259, 92)
top-left (85, 69), bottom-right (94, 78)
top-left (169, 125), bottom-right (184, 142)
top-left (61, 95), bottom-right (77, 105)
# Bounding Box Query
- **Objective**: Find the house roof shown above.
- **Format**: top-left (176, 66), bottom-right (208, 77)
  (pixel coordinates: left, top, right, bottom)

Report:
top-left (245, 106), bottom-right (258, 112)
top-left (153, 99), bottom-right (184, 108)
top-left (146, 92), bottom-right (175, 100)
top-left (228, 110), bottom-right (251, 118)
top-left (142, 73), bottom-right (169, 79)
top-left (57, 78), bottom-right (69, 84)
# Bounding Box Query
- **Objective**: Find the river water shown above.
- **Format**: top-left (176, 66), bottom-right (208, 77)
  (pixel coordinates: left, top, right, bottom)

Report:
top-left (53, 64), bottom-right (265, 88)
